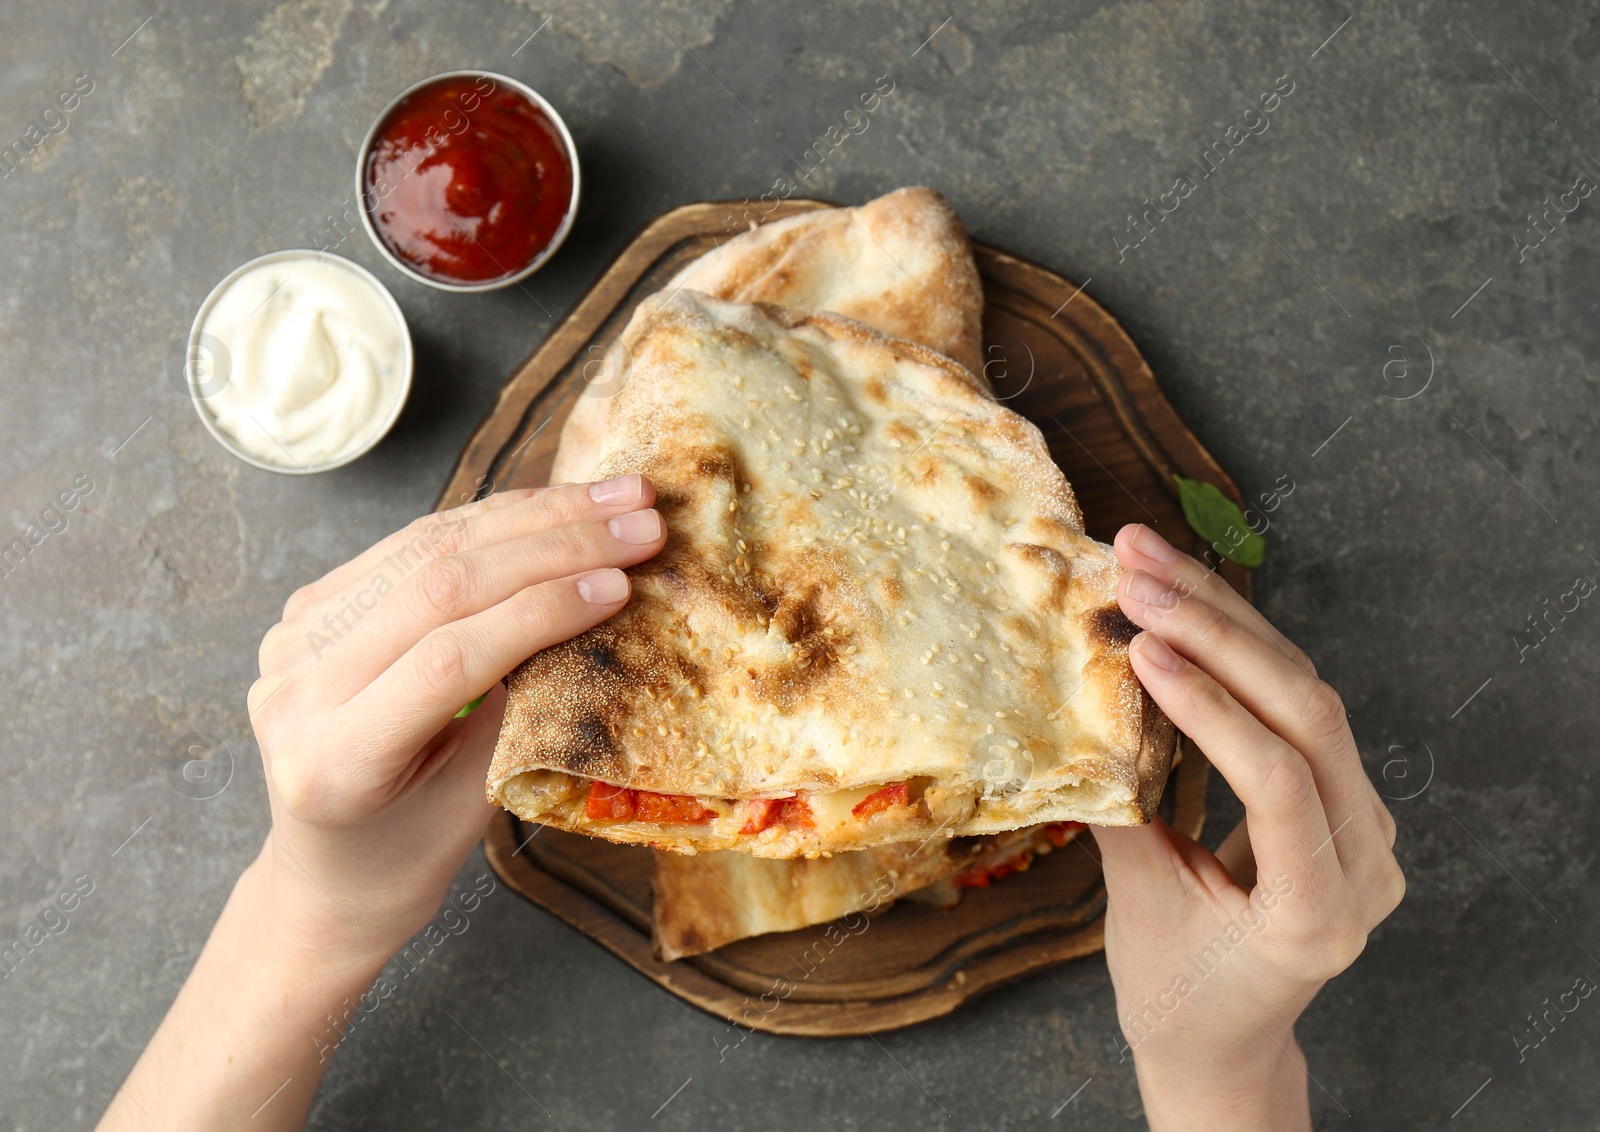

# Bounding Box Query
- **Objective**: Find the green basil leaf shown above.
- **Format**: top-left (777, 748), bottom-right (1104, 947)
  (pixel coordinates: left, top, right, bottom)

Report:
top-left (454, 692), bottom-right (488, 719)
top-left (1173, 475), bottom-right (1265, 567)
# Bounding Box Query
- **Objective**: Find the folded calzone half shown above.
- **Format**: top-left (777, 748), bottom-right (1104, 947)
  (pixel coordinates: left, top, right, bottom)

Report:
top-left (550, 186), bottom-right (985, 487)
top-left (651, 822), bottom-right (1084, 960)
top-left (488, 290), bottom-right (1172, 856)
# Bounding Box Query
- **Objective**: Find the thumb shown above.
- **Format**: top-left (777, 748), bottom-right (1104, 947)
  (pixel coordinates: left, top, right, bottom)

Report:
top-left (425, 681), bottom-right (508, 830)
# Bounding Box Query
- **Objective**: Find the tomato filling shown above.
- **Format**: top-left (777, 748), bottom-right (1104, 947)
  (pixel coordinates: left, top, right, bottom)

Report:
top-left (633, 791), bottom-right (717, 823)
top-left (778, 796), bottom-right (814, 829)
top-left (739, 795), bottom-right (815, 834)
top-left (584, 781), bottom-right (634, 821)
top-left (955, 822), bottom-right (1086, 887)
top-left (955, 853), bottom-right (1032, 888)
top-left (739, 798), bottom-right (781, 835)
top-left (851, 782), bottom-right (909, 819)
top-left (1041, 820), bottom-right (1085, 848)
top-left (583, 782), bottom-right (715, 824)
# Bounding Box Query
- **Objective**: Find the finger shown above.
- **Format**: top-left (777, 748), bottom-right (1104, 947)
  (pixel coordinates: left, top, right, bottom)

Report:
top-left (1114, 524), bottom-right (1317, 677)
top-left (282, 477), bottom-right (654, 622)
top-left (290, 509), bottom-right (666, 697)
top-left (403, 681), bottom-right (507, 818)
top-left (283, 488), bottom-right (540, 619)
top-left (334, 568), bottom-right (634, 767)
top-left (1091, 818), bottom-right (1254, 945)
top-left (264, 478), bottom-right (656, 671)
top-left (1166, 824), bottom-right (1245, 900)
top-left (1126, 631), bottom-right (1345, 905)
top-left (371, 684), bottom-right (507, 877)
top-left (1214, 818), bottom-right (1257, 888)
top-left (1090, 819), bottom-right (1191, 911)
top-left (1119, 567), bottom-right (1392, 884)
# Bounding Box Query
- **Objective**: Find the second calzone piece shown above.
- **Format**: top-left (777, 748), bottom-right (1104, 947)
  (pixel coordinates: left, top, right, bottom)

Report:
top-left (550, 186), bottom-right (985, 486)
top-left (489, 291), bottom-right (1172, 856)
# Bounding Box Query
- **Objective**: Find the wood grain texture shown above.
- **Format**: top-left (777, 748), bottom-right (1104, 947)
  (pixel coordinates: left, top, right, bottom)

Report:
top-left (444, 198), bottom-right (1250, 1036)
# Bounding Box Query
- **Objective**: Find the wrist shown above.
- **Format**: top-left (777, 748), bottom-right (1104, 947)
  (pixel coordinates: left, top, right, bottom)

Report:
top-left (1134, 1029), bottom-right (1311, 1132)
top-left (102, 855), bottom-right (396, 1130)
top-left (242, 848), bottom-right (396, 985)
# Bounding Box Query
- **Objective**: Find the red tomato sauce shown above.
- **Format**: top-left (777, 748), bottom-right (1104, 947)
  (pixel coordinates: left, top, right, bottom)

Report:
top-left (363, 75), bottom-right (573, 284)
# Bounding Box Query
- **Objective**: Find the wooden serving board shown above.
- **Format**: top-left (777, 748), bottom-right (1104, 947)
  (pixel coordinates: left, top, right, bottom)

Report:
top-left (440, 199), bottom-right (1250, 1037)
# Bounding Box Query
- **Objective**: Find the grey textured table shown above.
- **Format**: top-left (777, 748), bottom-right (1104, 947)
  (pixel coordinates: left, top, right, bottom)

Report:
top-left (4, 2), bottom-right (1597, 1128)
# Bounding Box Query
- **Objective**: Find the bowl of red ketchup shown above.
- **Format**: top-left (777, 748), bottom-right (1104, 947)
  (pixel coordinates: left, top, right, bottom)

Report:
top-left (356, 71), bottom-right (579, 292)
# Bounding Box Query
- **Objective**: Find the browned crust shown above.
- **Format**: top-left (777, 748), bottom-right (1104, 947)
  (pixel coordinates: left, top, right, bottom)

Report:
top-left (1084, 600), bottom-right (1174, 821)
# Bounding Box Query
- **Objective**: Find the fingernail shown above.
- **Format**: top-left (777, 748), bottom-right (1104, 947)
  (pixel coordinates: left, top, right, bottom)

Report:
top-left (590, 474), bottom-right (643, 505)
top-left (1124, 569), bottom-right (1174, 607)
top-left (1130, 524), bottom-right (1179, 564)
top-left (607, 508), bottom-right (662, 544)
top-left (1134, 632), bottom-right (1186, 673)
top-left (577, 568), bottom-right (629, 604)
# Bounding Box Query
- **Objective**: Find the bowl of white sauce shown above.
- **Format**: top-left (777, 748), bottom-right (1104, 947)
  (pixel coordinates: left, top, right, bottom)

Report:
top-left (185, 249), bottom-right (412, 474)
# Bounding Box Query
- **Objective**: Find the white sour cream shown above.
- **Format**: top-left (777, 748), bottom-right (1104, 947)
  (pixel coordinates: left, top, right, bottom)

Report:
top-left (197, 254), bottom-right (408, 469)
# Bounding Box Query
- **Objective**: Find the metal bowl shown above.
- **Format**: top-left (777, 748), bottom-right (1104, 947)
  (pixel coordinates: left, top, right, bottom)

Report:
top-left (354, 69), bottom-right (582, 293)
top-left (184, 249), bottom-right (414, 475)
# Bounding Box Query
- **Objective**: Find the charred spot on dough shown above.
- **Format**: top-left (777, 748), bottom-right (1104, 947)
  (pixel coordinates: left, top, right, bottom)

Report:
top-left (749, 586), bottom-right (849, 708)
top-left (661, 443), bottom-right (752, 524)
top-left (744, 648), bottom-right (837, 709)
top-left (748, 574), bottom-right (785, 619)
top-left (693, 445), bottom-right (739, 481)
top-left (668, 922), bottom-right (707, 958)
top-left (863, 376), bottom-right (889, 405)
top-left (1007, 543), bottom-right (1074, 614)
top-left (911, 455), bottom-right (941, 487)
top-left (964, 474), bottom-right (1001, 504)
top-left (771, 587), bottom-right (820, 643)
top-left (884, 420), bottom-right (918, 445)
top-left (1002, 613), bottom-right (1036, 644)
top-left (560, 717), bottom-right (628, 781)
top-left (876, 574), bottom-right (904, 607)
top-left (1087, 603), bottom-right (1140, 651)
top-left (651, 487), bottom-right (692, 522)
top-left (580, 637), bottom-right (622, 675)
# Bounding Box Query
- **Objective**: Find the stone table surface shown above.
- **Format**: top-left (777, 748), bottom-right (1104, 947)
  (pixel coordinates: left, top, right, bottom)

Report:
top-left (3, 1), bottom-right (1598, 1129)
